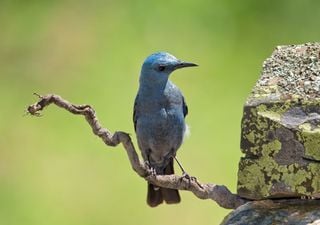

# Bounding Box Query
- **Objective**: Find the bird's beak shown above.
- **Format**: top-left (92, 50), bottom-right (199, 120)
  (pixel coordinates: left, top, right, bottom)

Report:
top-left (174, 61), bottom-right (198, 70)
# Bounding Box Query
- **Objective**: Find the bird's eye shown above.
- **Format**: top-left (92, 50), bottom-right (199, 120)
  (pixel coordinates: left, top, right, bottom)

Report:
top-left (158, 65), bottom-right (165, 71)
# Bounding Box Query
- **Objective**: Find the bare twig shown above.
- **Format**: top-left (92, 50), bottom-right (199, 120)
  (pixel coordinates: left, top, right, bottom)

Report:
top-left (27, 93), bottom-right (248, 209)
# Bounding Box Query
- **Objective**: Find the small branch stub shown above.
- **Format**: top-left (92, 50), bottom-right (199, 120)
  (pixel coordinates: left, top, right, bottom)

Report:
top-left (27, 93), bottom-right (248, 209)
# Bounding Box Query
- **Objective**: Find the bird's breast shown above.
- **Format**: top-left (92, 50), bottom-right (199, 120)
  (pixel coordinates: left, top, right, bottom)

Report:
top-left (137, 109), bottom-right (185, 138)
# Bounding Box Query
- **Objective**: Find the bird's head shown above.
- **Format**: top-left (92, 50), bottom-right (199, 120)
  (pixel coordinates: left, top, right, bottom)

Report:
top-left (140, 52), bottom-right (197, 85)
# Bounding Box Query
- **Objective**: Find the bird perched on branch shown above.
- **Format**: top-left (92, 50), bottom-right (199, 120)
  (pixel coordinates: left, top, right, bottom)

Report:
top-left (133, 52), bottom-right (197, 207)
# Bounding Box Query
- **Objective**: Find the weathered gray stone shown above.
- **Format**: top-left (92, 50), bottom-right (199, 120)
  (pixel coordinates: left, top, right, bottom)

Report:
top-left (238, 43), bottom-right (320, 200)
top-left (221, 200), bottom-right (320, 225)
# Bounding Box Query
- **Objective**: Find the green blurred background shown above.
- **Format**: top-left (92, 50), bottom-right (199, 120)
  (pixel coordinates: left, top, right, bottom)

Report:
top-left (1, 1), bottom-right (320, 224)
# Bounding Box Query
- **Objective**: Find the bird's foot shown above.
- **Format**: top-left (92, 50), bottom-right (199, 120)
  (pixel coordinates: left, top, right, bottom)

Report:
top-left (174, 156), bottom-right (203, 189)
top-left (180, 172), bottom-right (203, 189)
top-left (145, 161), bottom-right (157, 177)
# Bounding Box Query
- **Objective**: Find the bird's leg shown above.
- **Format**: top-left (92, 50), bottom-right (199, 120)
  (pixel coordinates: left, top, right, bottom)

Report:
top-left (145, 161), bottom-right (157, 176)
top-left (145, 155), bottom-right (160, 191)
top-left (174, 156), bottom-right (188, 175)
top-left (145, 153), bottom-right (157, 177)
top-left (174, 156), bottom-right (203, 189)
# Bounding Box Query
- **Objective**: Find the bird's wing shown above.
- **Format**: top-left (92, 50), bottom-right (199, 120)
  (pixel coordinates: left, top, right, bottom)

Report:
top-left (182, 95), bottom-right (188, 118)
top-left (133, 94), bottom-right (139, 132)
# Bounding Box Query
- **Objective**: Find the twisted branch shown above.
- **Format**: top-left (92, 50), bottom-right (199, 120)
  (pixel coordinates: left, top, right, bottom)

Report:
top-left (27, 93), bottom-right (248, 209)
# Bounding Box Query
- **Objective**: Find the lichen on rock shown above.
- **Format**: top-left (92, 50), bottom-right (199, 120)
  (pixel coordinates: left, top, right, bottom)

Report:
top-left (238, 43), bottom-right (320, 200)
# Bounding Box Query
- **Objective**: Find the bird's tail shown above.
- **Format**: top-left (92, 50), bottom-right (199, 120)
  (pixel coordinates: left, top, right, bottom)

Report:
top-left (147, 158), bottom-right (180, 207)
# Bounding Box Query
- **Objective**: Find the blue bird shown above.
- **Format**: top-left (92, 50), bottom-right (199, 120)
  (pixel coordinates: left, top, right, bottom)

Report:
top-left (133, 52), bottom-right (197, 207)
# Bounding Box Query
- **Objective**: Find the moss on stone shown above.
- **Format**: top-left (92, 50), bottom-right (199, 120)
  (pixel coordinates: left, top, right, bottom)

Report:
top-left (239, 101), bottom-right (320, 199)
top-left (297, 124), bottom-right (320, 161)
top-left (238, 159), bottom-right (271, 198)
top-left (238, 43), bottom-right (320, 200)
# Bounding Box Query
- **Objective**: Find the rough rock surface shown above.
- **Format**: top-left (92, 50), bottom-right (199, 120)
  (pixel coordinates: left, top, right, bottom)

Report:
top-left (238, 43), bottom-right (320, 200)
top-left (221, 200), bottom-right (320, 225)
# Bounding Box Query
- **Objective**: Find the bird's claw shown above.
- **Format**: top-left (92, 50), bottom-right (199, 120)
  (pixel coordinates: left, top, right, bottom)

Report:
top-left (180, 172), bottom-right (203, 189)
top-left (149, 167), bottom-right (157, 177)
top-left (145, 161), bottom-right (157, 177)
